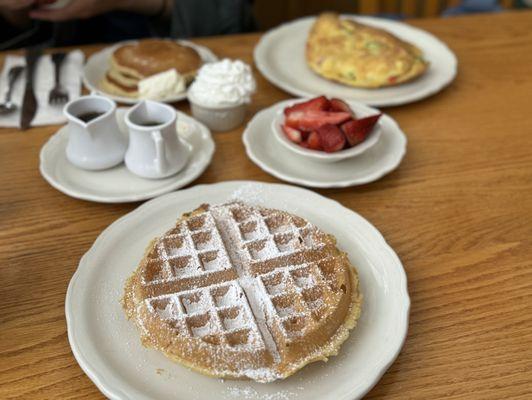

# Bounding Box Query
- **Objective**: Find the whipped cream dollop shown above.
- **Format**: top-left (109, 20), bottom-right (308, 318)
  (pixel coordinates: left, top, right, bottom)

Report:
top-left (188, 59), bottom-right (256, 107)
top-left (138, 69), bottom-right (185, 100)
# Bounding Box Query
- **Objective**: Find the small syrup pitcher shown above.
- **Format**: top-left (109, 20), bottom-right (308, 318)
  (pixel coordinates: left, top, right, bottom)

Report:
top-left (64, 95), bottom-right (127, 170)
top-left (124, 100), bottom-right (188, 179)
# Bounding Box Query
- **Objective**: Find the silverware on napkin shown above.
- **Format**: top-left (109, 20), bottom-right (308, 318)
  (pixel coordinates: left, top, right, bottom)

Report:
top-left (20, 46), bottom-right (43, 130)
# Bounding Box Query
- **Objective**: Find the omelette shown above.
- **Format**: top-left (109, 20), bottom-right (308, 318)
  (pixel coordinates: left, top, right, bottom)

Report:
top-left (306, 13), bottom-right (428, 88)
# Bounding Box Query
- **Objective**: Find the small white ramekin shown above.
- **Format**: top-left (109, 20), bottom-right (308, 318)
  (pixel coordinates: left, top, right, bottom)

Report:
top-left (272, 99), bottom-right (383, 164)
top-left (188, 95), bottom-right (247, 132)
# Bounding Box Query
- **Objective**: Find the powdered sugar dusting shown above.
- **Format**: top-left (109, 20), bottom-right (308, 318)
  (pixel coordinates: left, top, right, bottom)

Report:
top-left (182, 293), bottom-right (208, 314)
top-left (131, 201), bottom-right (351, 382)
top-left (293, 274), bottom-right (315, 289)
top-left (223, 386), bottom-right (294, 400)
top-left (213, 284), bottom-right (239, 307)
top-left (221, 308), bottom-right (247, 330)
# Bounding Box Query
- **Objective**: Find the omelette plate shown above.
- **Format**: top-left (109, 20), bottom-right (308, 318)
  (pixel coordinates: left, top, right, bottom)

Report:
top-left (254, 15), bottom-right (457, 107)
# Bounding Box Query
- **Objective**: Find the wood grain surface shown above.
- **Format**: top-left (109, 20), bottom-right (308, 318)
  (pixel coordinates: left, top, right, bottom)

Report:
top-left (1, 10), bottom-right (531, 400)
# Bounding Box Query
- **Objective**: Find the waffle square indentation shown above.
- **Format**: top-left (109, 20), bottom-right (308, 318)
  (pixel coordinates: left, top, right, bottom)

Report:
top-left (187, 214), bottom-right (207, 231)
top-left (271, 294), bottom-right (297, 317)
top-left (238, 220), bottom-right (260, 240)
top-left (180, 291), bottom-right (208, 314)
top-left (247, 239), bottom-right (278, 260)
top-left (265, 215), bottom-right (291, 234)
top-left (291, 266), bottom-right (316, 289)
top-left (187, 313), bottom-right (217, 338)
top-left (211, 284), bottom-right (240, 308)
top-left (274, 233), bottom-right (301, 253)
top-left (231, 207), bottom-right (252, 222)
top-left (191, 231), bottom-right (215, 251)
top-left (161, 235), bottom-right (185, 257)
top-left (261, 272), bottom-right (288, 296)
top-left (168, 256), bottom-right (195, 277)
top-left (199, 250), bottom-right (224, 271)
top-left (219, 307), bottom-right (247, 331)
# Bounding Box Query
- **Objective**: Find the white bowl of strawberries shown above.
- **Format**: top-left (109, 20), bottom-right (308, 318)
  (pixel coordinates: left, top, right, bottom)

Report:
top-left (272, 96), bottom-right (382, 163)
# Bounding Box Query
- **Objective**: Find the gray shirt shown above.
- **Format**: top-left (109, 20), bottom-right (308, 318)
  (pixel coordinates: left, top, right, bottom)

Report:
top-left (168, 0), bottom-right (255, 38)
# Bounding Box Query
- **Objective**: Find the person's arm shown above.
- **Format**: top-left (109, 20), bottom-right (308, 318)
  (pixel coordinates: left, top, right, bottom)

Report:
top-left (29, 0), bottom-right (171, 21)
top-left (0, 0), bottom-right (34, 29)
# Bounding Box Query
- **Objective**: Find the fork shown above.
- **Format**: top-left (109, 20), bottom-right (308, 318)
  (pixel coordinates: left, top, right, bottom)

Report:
top-left (48, 52), bottom-right (69, 105)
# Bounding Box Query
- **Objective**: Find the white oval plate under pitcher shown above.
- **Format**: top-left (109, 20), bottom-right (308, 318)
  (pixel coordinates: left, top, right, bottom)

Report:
top-left (66, 181), bottom-right (409, 400)
top-left (39, 108), bottom-right (215, 203)
top-left (243, 100), bottom-right (407, 188)
top-left (254, 15), bottom-right (457, 107)
top-left (83, 40), bottom-right (218, 105)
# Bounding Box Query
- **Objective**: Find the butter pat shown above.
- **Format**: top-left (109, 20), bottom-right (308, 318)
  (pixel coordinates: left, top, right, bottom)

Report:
top-left (138, 69), bottom-right (185, 100)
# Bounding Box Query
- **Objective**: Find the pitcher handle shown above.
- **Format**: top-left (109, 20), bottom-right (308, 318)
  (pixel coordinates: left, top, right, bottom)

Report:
top-left (151, 130), bottom-right (167, 175)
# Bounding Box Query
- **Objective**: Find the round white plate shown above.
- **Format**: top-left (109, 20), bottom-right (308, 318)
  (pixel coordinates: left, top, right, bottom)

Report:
top-left (66, 181), bottom-right (409, 400)
top-left (40, 108), bottom-right (215, 203)
top-left (243, 100), bottom-right (407, 188)
top-left (254, 15), bottom-right (457, 107)
top-left (83, 40), bottom-right (218, 104)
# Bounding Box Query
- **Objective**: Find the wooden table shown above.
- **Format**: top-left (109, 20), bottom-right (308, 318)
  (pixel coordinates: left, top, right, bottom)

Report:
top-left (1, 10), bottom-right (531, 400)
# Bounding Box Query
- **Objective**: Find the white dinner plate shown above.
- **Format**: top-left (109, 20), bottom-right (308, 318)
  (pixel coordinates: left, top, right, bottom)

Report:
top-left (243, 100), bottom-right (407, 188)
top-left (83, 40), bottom-right (218, 104)
top-left (39, 108), bottom-right (215, 203)
top-left (66, 181), bottom-right (409, 400)
top-left (254, 15), bottom-right (457, 107)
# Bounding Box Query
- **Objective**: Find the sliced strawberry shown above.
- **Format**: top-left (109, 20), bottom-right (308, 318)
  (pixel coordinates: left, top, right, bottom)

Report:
top-left (341, 120), bottom-right (366, 147)
top-left (316, 124), bottom-right (346, 153)
top-left (307, 131), bottom-right (322, 151)
top-left (284, 96), bottom-right (330, 116)
top-left (341, 114), bottom-right (381, 147)
top-left (329, 98), bottom-right (354, 115)
top-left (285, 110), bottom-right (351, 131)
top-left (281, 124), bottom-right (302, 143)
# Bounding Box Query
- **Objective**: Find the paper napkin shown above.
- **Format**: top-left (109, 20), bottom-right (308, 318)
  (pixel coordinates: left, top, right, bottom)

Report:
top-left (0, 50), bottom-right (84, 128)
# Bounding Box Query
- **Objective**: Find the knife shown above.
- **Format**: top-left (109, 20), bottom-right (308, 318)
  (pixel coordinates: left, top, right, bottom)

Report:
top-left (20, 46), bottom-right (43, 130)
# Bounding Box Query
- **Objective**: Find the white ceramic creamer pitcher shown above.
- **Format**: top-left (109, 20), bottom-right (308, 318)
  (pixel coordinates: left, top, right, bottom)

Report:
top-left (124, 100), bottom-right (188, 179)
top-left (64, 95), bottom-right (127, 170)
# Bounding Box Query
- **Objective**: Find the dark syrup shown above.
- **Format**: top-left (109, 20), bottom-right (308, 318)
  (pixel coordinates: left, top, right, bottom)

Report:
top-left (77, 111), bottom-right (104, 123)
top-left (138, 121), bottom-right (164, 127)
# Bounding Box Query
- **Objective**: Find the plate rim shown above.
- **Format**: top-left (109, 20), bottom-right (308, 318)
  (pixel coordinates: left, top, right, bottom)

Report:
top-left (39, 110), bottom-right (215, 203)
top-left (253, 15), bottom-right (458, 107)
top-left (243, 99), bottom-right (407, 188)
top-left (82, 39), bottom-right (218, 105)
top-left (65, 180), bottom-right (410, 400)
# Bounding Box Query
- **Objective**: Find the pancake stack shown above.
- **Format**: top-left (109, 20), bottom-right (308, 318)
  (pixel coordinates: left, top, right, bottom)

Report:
top-left (122, 202), bottom-right (362, 382)
top-left (100, 39), bottom-right (202, 98)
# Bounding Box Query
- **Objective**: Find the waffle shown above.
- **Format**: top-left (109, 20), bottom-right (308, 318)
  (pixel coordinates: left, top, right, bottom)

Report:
top-left (122, 202), bottom-right (362, 382)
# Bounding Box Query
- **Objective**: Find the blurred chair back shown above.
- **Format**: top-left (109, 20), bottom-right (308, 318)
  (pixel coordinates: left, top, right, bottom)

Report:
top-left (254, 0), bottom-right (518, 29)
